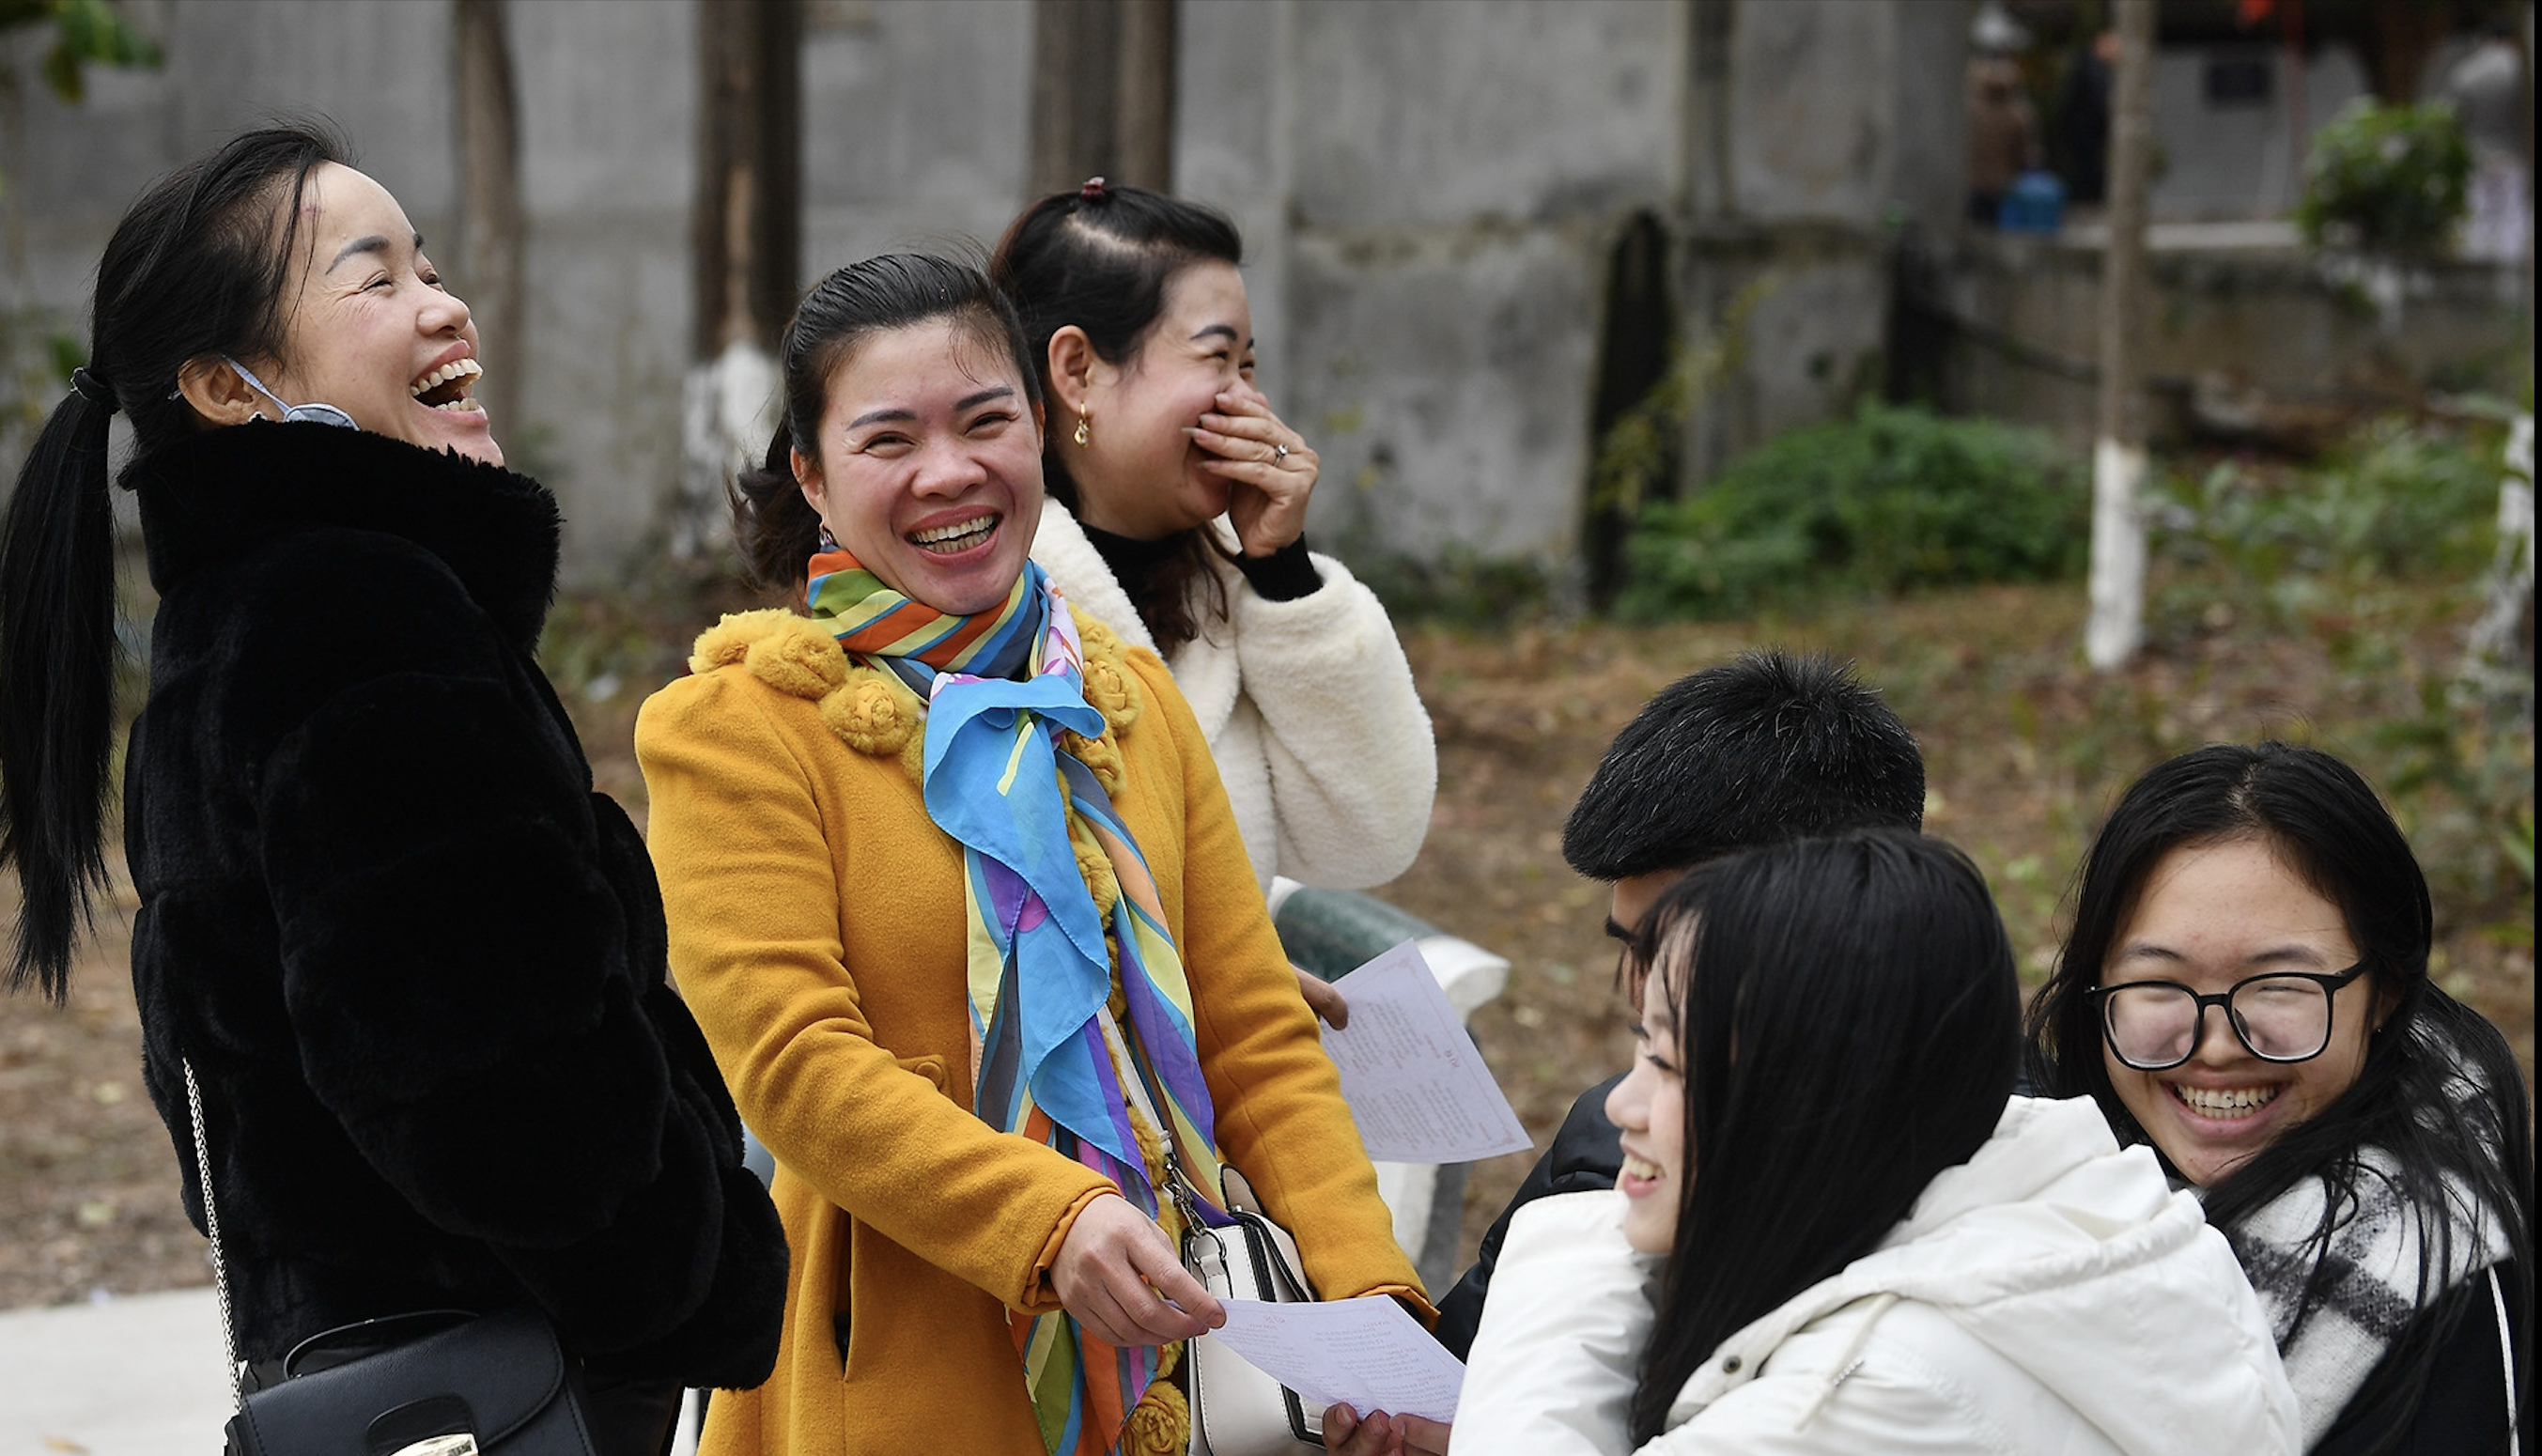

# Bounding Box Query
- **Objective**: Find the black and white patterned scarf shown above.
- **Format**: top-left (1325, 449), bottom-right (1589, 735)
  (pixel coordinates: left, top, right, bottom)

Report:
top-left (2224, 1147), bottom-right (2507, 1448)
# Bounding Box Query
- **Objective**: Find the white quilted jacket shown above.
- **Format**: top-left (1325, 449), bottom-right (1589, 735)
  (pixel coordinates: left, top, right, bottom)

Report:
top-left (1453, 1096), bottom-right (2302, 1456)
top-left (1031, 502), bottom-right (1435, 891)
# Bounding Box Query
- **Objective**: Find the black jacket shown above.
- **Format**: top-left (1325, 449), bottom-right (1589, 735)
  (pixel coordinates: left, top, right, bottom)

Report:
top-left (1433, 1073), bottom-right (1625, 1360)
top-left (2315, 1258), bottom-right (2528, 1456)
top-left (121, 422), bottom-right (785, 1386)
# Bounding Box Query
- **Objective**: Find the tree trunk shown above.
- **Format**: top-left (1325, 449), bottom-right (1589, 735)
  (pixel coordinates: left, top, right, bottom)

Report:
top-left (2364, 0), bottom-right (2448, 105)
top-left (692, 0), bottom-right (802, 360)
top-left (679, 0), bottom-right (802, 562)
top-left (453, 0), bottom-right (523, 441)
top-left (1028, 0), bottom-right (1177, 197)
top-left (2085, 0), bottom-right (2154, 672)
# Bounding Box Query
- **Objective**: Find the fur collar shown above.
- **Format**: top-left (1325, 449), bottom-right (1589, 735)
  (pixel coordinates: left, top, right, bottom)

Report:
top-left (689, 603), bottom-right (1144, 794)
top-left (123, 421), bottom-right (562, 650)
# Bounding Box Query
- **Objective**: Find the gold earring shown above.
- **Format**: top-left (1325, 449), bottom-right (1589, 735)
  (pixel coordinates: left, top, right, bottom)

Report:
top-left (1073, 410), bottom-right (1091, 447)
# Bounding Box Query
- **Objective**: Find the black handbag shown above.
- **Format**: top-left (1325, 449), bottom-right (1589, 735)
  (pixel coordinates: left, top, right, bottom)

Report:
top-left (184, 1058), bottom-right (598, 1456)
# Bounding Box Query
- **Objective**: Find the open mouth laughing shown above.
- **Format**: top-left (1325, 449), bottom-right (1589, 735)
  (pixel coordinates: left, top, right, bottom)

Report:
top-left (2169, 1083), bottom-right (2281, 1119)
top-left (411, 357), bottom-right (483, 412)
top-left (908, 513), bottom-right (999, 554)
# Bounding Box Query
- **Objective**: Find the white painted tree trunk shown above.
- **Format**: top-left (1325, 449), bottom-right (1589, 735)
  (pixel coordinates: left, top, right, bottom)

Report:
top-left (674, 341), bottom-right (780, 563)
top-left (2085, 0), bottom-right (2156, 671)
top-left (2086, 439), bottom-right (2148, 669)
top-left (2459, 413), bottom-right (2534, 716)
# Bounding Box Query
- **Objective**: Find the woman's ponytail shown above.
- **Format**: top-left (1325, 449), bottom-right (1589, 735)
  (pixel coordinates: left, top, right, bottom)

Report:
top-left (0, 121), bottom-right (348, 1000)
top-left (0, 379), bottom-right (123, 1001)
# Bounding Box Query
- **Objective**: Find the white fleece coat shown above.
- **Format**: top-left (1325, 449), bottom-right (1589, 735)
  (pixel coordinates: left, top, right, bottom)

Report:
top-left (1031, 502), bottom-right (1436, 891)
top-left (1452, 1096), bottom-right (2302, 1456)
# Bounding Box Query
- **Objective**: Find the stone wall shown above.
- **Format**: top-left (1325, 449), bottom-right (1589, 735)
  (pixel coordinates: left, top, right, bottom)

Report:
top-left (1933, 227), bottom-right (2534, 452)
top-left (3, 0), bottom-right (1967, 583)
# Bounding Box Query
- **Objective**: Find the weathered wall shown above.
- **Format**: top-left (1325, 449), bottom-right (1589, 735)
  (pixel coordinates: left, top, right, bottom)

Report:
top-left (2148, 42), bottom-right (2369, 221)
top-left (1937, 230), bottom-right (2533, 450)
top-left (0, 0), bottom-right (695, 572)
top-left (1256, 0), bottom-right (1683, 565)
top-left (4, 0), bottom-right (1966, 583)
top-left (1672, 0), bottom-right (1966, 492)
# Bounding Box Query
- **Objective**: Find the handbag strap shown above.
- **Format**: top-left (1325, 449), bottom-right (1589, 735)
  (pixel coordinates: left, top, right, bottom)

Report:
top-left (1093, 1006), bottom-right (1214, 1231)
top-left (181, 1054), bottom-right (245, 1407)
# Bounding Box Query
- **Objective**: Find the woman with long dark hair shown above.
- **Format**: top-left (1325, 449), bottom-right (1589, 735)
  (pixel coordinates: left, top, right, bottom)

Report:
top-left (635, 252), bottom-right (1420, 1455)
top-left (989, 180), bottom-right (1434, 914)
top-left (2028, 741), bottom-right (2532, 1454)
top-left (0, 126), bottom-right (785, 1453)
top-left (1454, 830), bottom-right (2298, 1455)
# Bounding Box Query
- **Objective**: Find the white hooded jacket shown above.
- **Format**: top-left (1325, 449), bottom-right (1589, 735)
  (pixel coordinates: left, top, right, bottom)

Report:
top-left (1452, 1096), bottom-right (2302, 1456)
top-left (1031, 501), bottom-right (1435, 891)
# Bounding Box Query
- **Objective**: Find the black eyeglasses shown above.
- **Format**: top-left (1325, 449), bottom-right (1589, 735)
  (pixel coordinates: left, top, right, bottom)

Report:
top-left (2087, 963), bottom-right (2370, 1071)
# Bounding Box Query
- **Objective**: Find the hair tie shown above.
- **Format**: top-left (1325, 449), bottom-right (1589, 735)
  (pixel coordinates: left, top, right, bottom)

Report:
top-left (70, 366), bottom-right (118, 412)
top-left (1078, 176), bottom-right (1108, 202)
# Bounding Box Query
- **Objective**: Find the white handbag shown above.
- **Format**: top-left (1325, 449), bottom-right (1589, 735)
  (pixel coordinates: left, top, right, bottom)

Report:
top-left (1097, 1010), bottom-right (1327, 1454)
top-left (1181, 1165), bottom-right (1325, 1455)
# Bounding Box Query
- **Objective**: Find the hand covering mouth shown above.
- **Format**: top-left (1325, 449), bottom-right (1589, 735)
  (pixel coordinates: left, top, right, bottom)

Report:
top-left (411, 357), bottom-right (483, 410)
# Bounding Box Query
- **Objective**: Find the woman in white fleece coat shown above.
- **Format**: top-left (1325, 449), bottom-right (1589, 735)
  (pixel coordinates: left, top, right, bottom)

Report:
top-left (994, 179), bottom-right (1434, 894)
top-left (1453, 831), bottom-right (2299, 1456)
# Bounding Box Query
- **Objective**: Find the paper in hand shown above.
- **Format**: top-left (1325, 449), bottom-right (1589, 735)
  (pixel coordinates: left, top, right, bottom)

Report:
top-left (1322, 941), bottom-right (1534, 1163)
top-left (1209, 1295), bottom-right (1465, 1425)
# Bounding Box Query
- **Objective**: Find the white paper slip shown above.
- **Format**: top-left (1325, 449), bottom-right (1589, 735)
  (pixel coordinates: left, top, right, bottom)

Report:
top-left (1323, 940), bottom-right (1534, 1163)
top-left (1209, 1296), bottom-right (1465, 1425)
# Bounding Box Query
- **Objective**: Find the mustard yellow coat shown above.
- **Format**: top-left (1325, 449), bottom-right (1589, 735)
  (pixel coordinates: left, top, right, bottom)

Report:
top-left (636, 609), bottom-right (1424, 1455)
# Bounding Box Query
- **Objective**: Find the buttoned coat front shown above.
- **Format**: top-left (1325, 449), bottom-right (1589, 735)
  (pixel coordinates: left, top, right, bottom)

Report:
top-left (636, 609), bottom-right (1422, 1455)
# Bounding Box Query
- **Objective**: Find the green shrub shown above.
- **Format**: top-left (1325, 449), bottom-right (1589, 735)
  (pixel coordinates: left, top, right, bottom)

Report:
top-left (2155, 417), bottom-right (2500, 598)
top-left (1613, 403), bottom-right (2085, 621)
top-left (2295, 100), bottom-right (2471, 257)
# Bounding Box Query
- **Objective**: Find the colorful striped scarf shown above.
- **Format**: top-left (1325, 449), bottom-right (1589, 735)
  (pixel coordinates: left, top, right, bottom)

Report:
top-left (807, 550), bottom-right (1226, 1455)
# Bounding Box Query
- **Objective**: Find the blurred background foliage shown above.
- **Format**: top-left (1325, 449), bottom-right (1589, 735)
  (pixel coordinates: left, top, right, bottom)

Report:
top-left (2295, 98), bottom-right (2475, 256)
top-left (0, 0), bottom-right (159, 116)
top-left (1612, 403), bottom-right (2089, 620)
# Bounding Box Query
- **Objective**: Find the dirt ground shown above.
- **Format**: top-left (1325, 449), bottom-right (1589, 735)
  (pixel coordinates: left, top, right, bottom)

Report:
top-left (1, 577), bottom-right (2529, 1310)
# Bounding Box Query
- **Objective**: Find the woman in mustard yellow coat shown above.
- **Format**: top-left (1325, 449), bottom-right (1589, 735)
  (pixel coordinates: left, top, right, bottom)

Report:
top-left (637, 255), bottom-right (1423, 1456)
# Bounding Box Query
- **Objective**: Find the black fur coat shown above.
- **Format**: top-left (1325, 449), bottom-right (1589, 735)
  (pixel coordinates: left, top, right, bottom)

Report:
top-left (119, 422), bottom-right (784, 1386)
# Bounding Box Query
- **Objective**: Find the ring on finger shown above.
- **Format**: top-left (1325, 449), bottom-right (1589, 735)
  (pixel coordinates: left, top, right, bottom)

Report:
top-left (1271, 442), bottom-right (1292, 464)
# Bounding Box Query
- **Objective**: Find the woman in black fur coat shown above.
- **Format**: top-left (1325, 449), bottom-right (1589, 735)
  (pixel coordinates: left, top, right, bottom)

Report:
top-left (0, 126), bottom-right (785, 1455)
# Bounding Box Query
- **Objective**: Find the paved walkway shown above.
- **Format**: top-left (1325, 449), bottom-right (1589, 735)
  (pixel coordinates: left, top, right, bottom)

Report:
top-left (0, 1288), bottom-right (230, 1456)
top-left (0, 1291), bottom-right (703, 1455)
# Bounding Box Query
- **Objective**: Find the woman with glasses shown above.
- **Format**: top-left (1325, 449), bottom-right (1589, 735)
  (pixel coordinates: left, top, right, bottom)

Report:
top-left (2029, 741), bottom-right (2532, 1454)
top-left (1452, 830), bottom-right (2298, 1455)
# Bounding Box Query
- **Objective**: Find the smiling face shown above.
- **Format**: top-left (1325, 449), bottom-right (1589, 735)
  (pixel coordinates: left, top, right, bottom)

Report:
top-left (247, 163), bottom-right (499, 464)
top-left (2100, 836), bottom-right (2382, 1187)
top-left (1605, 945), bottom-right (1690, 1255)
top-left (796, 318), bottom-right (1045, 615)
top-left (1068, 259), bottom-right (1257, 539)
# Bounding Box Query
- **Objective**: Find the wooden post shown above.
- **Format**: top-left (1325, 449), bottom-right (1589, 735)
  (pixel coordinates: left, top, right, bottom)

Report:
top-left (1028, 0), bottom-right (1177, 197)
top-left (2085, 0), bottom-right (2154, 672)
top-left (453, 0), bottom-right (523, 440)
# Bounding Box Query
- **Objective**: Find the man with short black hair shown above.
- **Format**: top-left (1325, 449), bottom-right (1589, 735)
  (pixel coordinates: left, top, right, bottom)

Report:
top-left (1431, 648), bottom-right (1926, 1357)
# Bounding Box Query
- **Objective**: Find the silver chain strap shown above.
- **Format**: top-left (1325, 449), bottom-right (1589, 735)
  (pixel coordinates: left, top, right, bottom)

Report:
top-left (181, 1055), bottom-right (244, 1407)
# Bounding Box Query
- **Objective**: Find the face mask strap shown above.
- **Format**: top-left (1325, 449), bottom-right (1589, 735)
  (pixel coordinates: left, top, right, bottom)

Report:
top-left (223, 355), bottom-right (355, 428)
